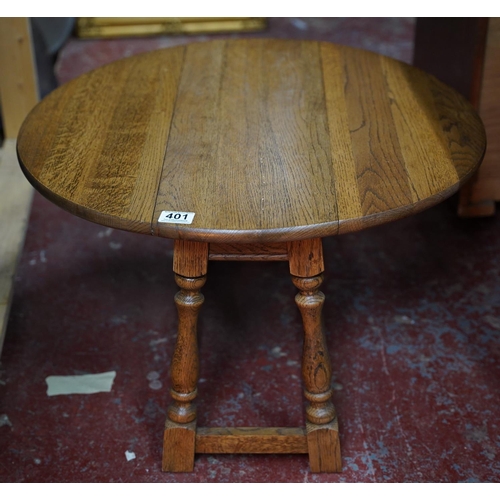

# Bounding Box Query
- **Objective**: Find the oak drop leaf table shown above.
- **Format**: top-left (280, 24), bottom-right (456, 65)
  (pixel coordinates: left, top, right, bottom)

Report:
top-left (17, 39), bottom-right (486, 473)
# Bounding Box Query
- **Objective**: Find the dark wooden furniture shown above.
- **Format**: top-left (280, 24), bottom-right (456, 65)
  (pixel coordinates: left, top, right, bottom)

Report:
top-left (17, 39), bottom-right (486, 473)
top-left (414, 17), bottom-right (500, 216)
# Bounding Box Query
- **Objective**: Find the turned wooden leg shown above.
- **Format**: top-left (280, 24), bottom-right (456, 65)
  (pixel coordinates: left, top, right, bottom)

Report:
top-left (288, 239), bottom-right (342, 473)
top-left (163, 240), bottom-right (208, 472)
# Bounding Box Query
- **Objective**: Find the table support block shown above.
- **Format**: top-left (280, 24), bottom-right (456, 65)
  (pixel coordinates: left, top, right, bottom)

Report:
top-left (287, 238), bottom-right (324, 277)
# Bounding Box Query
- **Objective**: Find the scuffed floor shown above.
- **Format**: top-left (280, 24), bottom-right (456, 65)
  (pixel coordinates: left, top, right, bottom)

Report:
top-left (1, 18), bottom-right (499, 483)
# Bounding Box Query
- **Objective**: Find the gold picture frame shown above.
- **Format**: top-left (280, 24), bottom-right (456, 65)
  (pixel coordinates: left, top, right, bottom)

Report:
top-left (76, 17), bottom-right (267, 38)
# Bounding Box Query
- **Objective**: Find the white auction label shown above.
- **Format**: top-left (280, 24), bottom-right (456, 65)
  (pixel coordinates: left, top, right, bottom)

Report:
top-left (158, 211), bottom-right (195, 224)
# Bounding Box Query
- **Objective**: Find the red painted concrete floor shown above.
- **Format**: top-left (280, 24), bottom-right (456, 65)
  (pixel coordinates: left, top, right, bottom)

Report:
top-left (2, 18), bottom-right (500, 483)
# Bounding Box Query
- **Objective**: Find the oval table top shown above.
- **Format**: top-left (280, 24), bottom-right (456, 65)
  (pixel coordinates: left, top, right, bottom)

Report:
top-left (17, 39), bottom-right (486, 243)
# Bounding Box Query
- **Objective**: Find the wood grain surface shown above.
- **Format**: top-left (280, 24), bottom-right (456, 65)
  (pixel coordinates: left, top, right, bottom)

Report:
top-left (0, 18), bottom-right (39, 139)
top-left (195, 427), bottom-right (308, 454)
top-left (17, 39), bottom-right (486, 242)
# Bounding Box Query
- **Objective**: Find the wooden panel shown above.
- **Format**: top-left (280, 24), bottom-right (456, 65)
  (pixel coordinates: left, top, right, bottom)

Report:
top-left (320, 44), bottom-right (364, 232)
top-left (0, 19), bottom-right (37, 357)
top-left (84, 49), bottom-right (185, 227)
top-left (195, 427), bottom-right (308, 454)
top-left (0, 140), bottom-right (33, 356)
top-left (380, 58), bottom-right (460, 200)
top-left (256, 41), bottom-right (336, 234)
top-left (340, 48), bottom-right (414, 215)
top-left (0, 18), bottom-right (39, 138)
top-left (17, 47), bottom-right (185, 234)
top-left (153, 40), bottom-right (227, 239)
top-left (154, 39), bottom-right (337, 241)
top-left (426, 76), bottom-right (486, 180)
top-left (328, 44), bottom-right (484, 232)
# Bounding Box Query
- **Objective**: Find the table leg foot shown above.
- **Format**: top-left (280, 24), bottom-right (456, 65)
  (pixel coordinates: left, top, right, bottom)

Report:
top-left (306, 420), bottom-right (342, 473)
top-left (163, 419), bottom-right (197, 472)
